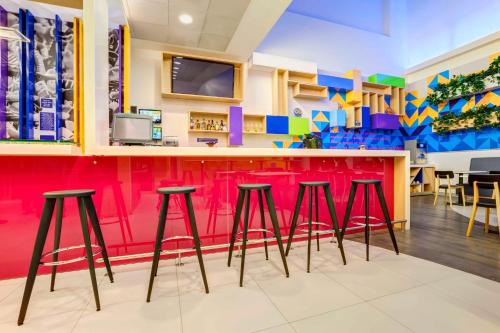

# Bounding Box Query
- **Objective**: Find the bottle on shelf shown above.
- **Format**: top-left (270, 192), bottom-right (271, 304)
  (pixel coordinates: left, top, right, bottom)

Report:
top-left (220, 120), bottom-right (227, 132)
top-left (195, 119), bottom-right (200, 130)
top-left (190, 117), bottom-right (195, 130)
top-left (215, 120), bottom-right (220, 131)
top-left (201, 118), bottom-right (207, 130)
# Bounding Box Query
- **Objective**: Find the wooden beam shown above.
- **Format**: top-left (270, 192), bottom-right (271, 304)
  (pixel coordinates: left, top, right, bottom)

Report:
top-left (29, 0), bottom-right (83, 9)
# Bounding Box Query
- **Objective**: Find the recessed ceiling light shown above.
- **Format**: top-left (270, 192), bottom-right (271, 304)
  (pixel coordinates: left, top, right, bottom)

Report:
top-left (179, 14), bottom-right (193, 25)
top-left (174, 61), bottom-right (181, 65)
top-left (173, 66), bottom-right (179, 70)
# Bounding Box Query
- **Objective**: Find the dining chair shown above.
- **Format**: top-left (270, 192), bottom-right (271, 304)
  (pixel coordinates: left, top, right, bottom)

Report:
top-left (466, 174), bottom-right (500, 237)
top-left (433, 171), bottom-right (465, 207)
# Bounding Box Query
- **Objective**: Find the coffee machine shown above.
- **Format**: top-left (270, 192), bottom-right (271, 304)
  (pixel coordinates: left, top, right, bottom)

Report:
top-left (404, 140), bottom-right (428, 164)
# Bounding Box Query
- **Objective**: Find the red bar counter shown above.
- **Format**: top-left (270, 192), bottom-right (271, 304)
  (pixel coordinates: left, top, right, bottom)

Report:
top-left (0, 145), bottom-right (409, 279)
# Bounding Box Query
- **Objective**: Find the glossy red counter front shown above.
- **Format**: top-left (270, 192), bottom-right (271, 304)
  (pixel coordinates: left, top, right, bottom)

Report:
top-left (0, 155), bottom-right (394, 279)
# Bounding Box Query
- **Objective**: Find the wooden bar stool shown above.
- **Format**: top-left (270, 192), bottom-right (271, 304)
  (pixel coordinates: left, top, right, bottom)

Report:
top-left (147, 187), bottom-right (209, 302)
top-left (228, 184), bottom-right (289, 287)
top-left (341, 180), bottom-right (399, 261)
top-left (434, 171), bottom-right (466, 207)
top-left (285, 181), bottom-right (346, 272)
top-left (18, 190), bottom-right (114, 325)
top-left (466, 174), bottom-right (500, 237)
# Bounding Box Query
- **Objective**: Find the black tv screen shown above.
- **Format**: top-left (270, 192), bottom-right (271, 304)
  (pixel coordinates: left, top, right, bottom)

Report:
top-left (171, 57), bottom-right (234, 98)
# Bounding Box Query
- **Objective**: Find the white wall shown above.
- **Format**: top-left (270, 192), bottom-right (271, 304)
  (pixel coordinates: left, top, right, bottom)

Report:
top-left (428, 150), bottom-right (500, 172)
top-left (406, 0), bottom-right (500, 68)
top-left (256, 5), bottom-right (407, 76)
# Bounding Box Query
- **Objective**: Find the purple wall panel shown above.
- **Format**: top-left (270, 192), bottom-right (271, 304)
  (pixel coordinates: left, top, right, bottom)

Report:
top-left (0, 6), bottom-right (7, 139)
top-left (229, 106), bottom-right (242, 145)
top-left (371, 113), bottom-right (400, 130)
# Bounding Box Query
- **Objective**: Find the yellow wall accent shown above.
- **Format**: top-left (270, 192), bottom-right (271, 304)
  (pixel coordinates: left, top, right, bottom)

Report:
top-left (73, 17), bottom-right (79, 144)
top-left (78, 18), bottom-right (85, 153)
top-left (123, 25), bottom-right (130, 113)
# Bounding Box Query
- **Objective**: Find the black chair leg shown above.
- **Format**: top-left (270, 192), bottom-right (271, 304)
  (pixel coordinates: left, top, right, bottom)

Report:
top-left (77, 197), bottom-right (101, 311)
top-left (307, 187), bottom-right (313, 273)
top-left (240, 191), bottom-right (251, 287)
top-left (285, 186), bottom-right (305, 256)
top-left (315, 186), bottom-right (320, 252)
top-left (257, 190), bottom-right (269, 260)
top-left (375, 183), bottom-right (399, 255)
top-left (323, 185), bottom-right (347, 265)
top-left (50, 198), bottom-right (64, 292)
top-left (364, 185), bottom-right (370, 261)
top-left (18, 199), bottom-right (56, 326)
top-left (341, 183), bottom-right (358, 240)
top-left (147, 194), bottom-right (169, 302)
top-left (84, 196), bottom-right (114, 283)
top-left (228, 190), bottom-right (245, 267)
top-left (264, 189), bottom-right (289, 278)
top-left (184, 193), bottom-right (209, 293)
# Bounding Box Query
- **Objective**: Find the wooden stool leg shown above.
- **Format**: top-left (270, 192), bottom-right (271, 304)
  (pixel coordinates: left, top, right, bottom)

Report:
top-left (240, 191), bottom-right (251, 287)
top-left (50, 198), bottom-right (64, 292)
top-left (375, 183), bottom-right (399, 255)
top-left (466, 202), bottom-right (478, 237)
top-left (448, 187), bottom-right (453, 208)
top-left (77, 197), bottom-right (101, 311)
top-left (307, 186), bottom-right (313, 273)
top-left (323, 185), bottom-right (347, 265)
top-left (433, 187), bottom-right (439, 206)
top-left (84, 196), bottom-right (114, 283)
top-left (364, 185), bottom-right (370, 261)
top-left (147, 195), bottom-right (169, 302)
top-left (444, 188), bottom-right (448, 207)
top-left (228, 190), bottom-right (245, 267)
top-left (461, 187), bottom-right (466, 207)
top-left (264, 189), bottom-right (289, 278)
top-left (285, 185), bottom-right (305, 256)
top-left (315, 186), bottom-right (320, 252)
top-left (184, 193), bottom-right (209, 293)
top-left (485, 208), bottom-right (490, 233)
top-left (18, 199), bottom-right (56, 326)
top-left (257, 190), bottom-right (269, 260)
top-left (341, 183), bottom-right (358, 240)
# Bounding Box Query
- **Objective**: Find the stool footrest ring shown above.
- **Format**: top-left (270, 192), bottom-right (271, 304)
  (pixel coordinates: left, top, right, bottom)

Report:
top-left (237, 228), bottom-right (275, 236)
top-left (296, 222), bottom-right (331, 228)
top-left (40, 244), bottom-right (101, 266)
top-left (350, 216), bottom-right (385, 222)
top-left (297, 229), bottom-right (335, 236)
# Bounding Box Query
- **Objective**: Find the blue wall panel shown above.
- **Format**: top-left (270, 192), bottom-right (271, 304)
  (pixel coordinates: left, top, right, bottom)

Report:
top-left (266, 115), bottom-right (289, 134)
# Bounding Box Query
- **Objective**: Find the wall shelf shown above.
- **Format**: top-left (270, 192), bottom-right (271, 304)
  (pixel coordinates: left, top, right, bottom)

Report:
top-left (291, 82), bottom-right (328, 99)
top-left (288, 71), bottom-right (317, 84)
top-left (243, 114), bottom-right (266, 134)
top-left (188, 111), bottom-right (229, 134)
top-left (362, 82), bottom-right (392, 95)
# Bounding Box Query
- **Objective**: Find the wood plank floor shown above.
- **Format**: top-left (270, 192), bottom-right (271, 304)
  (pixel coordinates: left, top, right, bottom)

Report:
top-left (346, 195), bottom-right (500, 282)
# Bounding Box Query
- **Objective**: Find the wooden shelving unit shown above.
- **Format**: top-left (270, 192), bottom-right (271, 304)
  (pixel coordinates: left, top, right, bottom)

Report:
top-left (272, 69), bottom-right (289, 116)
top-left (188, 111), bottom-right (229, 135)
top-left (290, 82), bottom-right (328, 99)
top-left (288, 71), bottom-right (317, 84)
top-left (161, 52), bottom-right (244, 103)
top-left (346, 106), bottom-right (362, 128)
top-left (389, 87), bottom-right (405, 116)
top-left (410, 165), bottom-right (435, 196)
top-left (362, 82), bottom-right (392, 95)
top-left (243, 114), bottom-right (266, 134)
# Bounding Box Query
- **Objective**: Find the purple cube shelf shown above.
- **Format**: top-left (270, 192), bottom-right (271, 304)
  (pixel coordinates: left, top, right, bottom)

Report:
top-left (229, 106), bottom-right (243, 146)
top-left (370, 113), bottom-right (400, 130)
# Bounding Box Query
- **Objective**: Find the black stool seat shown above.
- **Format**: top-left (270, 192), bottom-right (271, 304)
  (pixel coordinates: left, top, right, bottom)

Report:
top-left (286, 181), bottom-right (346, 272)
top-left (157, 186), bottom-right (195, 194)
top-left (228, 183), bottom-right (289, 286)
top-left (237, 184), bottom-right (271, 190)
top-left (299, 181), bottom-right (330, 186)
top-left (352, 179), bottom-right (381, 185)
top-left (341, 179), bottom-right (399, 261)
top-left (18, 189), bottom-right (113, 325)
top-left (43, 189), bottom-right (96, 198)
top-left (147, 186), bottom-right (209, 301)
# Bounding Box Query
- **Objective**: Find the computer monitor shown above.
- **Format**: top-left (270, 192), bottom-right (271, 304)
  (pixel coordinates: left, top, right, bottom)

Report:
top-left (112, 113), bottom-right (153, 144)
top-left (152, 126), bottom-right (162, 140)
top-left (138, 109), bottom-right (162, 124)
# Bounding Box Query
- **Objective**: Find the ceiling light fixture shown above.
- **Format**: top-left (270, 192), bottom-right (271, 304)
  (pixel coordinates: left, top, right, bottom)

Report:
top-left (174, 61), bottom-right (181, 65)
top-left (0, 27), bottom-right (30, 43)
top-left (178, 14), bottom-right (193, 25)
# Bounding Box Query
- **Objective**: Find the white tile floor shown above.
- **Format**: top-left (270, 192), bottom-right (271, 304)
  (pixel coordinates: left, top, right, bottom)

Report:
top-left (1, 239), bottom-right (500, 333)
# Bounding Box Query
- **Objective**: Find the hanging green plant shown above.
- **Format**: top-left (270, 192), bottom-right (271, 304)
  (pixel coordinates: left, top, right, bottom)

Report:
top-left (427, 56), bottom-right (500, 106)
top-left (431, 104), bottom-right (500, 134)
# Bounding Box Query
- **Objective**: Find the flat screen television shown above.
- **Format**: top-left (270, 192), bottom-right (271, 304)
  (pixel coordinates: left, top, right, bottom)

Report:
top-left (171, 56), bottom-right (234, 98)
top-left (139, 109), bottom-right (162, 123)
top-left (112, 113), bottom-right (152, 144)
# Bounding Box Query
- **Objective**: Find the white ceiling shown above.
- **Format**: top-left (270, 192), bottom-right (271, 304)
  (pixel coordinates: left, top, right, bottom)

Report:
top-left (124, 0), bottom-right (251, 51)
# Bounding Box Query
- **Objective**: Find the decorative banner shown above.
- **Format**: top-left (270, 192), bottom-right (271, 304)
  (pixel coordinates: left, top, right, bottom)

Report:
top-left (108, 28), bottom-right (120, 124)
top-left (0, 6), bottom-right (7, 139)
top-left (123, 25), bottom-right (130, 113)
top-left (55, 15), bottom-right (62, 140)
top-left (25, 10), bottom-right (35, 140)
top-left (18, 9), bottom-right (26, 139)
top-left (60, 19), bottom-right (74, 141)
top-left (118, 26), bottom-right (123, 115)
